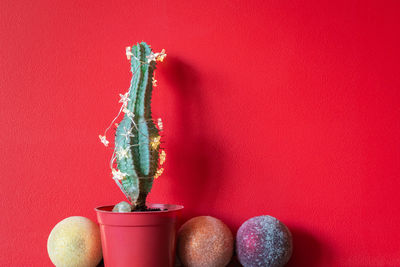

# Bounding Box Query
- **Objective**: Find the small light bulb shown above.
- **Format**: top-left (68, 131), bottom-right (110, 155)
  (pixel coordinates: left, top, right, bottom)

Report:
top-left (154, 167), bottom-right (164, 179)
top-left (150, 136), bottom-right (161, 149)
top-left (157, 118), bottom-right (163, 131)
top-left (159, 150), bottom-right (166, 165)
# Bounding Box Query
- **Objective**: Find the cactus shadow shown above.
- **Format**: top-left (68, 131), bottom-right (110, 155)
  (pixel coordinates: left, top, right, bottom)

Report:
top-left (286, 226), bottom-right (332, 267)
top-left (163, 57), bottom-right (226, 220)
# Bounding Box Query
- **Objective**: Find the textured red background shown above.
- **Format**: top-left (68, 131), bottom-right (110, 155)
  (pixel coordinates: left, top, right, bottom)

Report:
top-left (1, 0), bottom-right (400, 266)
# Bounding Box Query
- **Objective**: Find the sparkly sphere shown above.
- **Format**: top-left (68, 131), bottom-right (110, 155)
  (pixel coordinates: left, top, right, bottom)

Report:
top-left (236, 215), bottom-right (292, 267)
top-left (177, 216), bottom-right (234, 267)
top-left (112, 201), bottom-right (132, 212)
top-left (47, 216), bottom-right (102, 267)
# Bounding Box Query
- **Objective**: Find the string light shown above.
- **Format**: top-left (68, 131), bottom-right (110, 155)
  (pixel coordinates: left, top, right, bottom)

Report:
top-left (100, 46), bottom-right (167, 185)
top-left (150, 136), bottom-right (161, 149)
top-left (154, 167), bottom-right (164, 179)
top-left (99, 135), bottom-right (109, 147)
top-left (123, 107), bottom-right (134, 118)
top-left (146, 52), bottom-right (157, 63)
top-left (112, 168), bottom-right (127, 181)
top-left (126, 47), bottom-right (133, 60)
top-left (157, 118), bottom-right (163, 131)
top-left (156, 49), bottom-right (167, 62)
top-left (119, 92), bottom-right (130, 106)
top-left (121, 126), bottom-right (134, 141)
top-left (146, 49), bottom-right (167, 64)
top-left (159, 150), bottom-right (166, 165)
top-left (116, 147), bottom-right (130, 159)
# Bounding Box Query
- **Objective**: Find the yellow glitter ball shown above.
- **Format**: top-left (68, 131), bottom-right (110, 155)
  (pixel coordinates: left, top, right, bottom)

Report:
top-left (47, 216), bottom-right (102, 267)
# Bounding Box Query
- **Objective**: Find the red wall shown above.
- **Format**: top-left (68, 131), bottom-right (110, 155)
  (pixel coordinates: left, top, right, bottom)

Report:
top-left (1, 0), bottom-right (400, 266)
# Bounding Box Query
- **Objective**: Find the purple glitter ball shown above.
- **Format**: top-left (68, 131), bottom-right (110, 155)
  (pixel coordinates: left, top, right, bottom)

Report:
top-left (236, 215), bottom-right (293, 267)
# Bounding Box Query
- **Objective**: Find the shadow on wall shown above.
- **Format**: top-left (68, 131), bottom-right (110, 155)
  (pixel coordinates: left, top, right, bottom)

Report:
top-left (163, 58), bottom-right (331, 267)
top-left (226, 227), bottom-right (332, 267)
top-left (286, 226), bottom-right (333, 267)
top-left (163, 57), bottom-right (227, 221)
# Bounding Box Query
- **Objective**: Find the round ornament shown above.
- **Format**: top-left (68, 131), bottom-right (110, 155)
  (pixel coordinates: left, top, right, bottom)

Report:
top-left (112, 201), bottom-right (132, 212)
top-left (47, 216), bottom-right (102, 267)
top-left (236, 215), bottom-right (292, 267)
top-left (177, 216), bottom-right (234, 267)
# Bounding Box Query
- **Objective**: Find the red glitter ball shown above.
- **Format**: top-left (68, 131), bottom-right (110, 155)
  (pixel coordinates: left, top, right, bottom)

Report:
top-left (177, 216), bottom-right (234, 267)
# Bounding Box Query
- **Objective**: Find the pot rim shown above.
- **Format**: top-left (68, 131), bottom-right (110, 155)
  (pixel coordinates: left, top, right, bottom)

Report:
top-left (95, 203), bottom-right (184, 214)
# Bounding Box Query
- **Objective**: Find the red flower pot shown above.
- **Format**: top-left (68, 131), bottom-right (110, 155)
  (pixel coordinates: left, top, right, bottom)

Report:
top-left (95, 204), bottom-right (184, 267)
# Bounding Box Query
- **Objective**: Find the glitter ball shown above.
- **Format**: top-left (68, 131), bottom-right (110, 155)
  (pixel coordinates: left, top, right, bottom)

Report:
top-left (177, 216), bottom-right (234, 267)
top-left (236, 215), bottom-right (293, 267)
top-left (47, 216), bottom-right (102, 267)
top-left (112, 201), bottom-right (132, 212)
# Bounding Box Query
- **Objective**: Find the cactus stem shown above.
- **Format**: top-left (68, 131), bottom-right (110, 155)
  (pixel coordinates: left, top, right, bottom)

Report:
top-left (101, 42), bottom-right (166, 209)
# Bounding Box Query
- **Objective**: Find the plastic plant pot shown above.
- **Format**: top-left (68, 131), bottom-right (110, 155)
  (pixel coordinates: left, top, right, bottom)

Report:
top-left (95, 204), bottom-right (184, 267)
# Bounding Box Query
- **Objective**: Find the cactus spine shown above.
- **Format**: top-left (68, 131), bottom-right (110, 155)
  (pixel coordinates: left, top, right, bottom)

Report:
top-left (114, 42), bottom-right (163, 210)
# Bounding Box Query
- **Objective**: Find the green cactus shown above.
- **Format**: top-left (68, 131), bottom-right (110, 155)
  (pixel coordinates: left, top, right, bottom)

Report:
top-left (114, 42), bottom-right (163, 210)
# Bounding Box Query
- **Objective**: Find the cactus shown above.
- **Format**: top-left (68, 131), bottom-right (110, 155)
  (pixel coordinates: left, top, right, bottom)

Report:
top-left (100, 42), bottom-right (166, 211)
